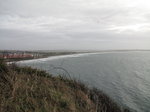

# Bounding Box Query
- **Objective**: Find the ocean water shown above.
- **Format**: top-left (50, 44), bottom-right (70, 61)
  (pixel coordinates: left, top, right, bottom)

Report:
top-left (18, 51), bottom-right (150, 112)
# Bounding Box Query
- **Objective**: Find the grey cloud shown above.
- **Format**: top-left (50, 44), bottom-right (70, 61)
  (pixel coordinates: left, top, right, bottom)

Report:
top-left (0, 0), bottom-right (150, 50)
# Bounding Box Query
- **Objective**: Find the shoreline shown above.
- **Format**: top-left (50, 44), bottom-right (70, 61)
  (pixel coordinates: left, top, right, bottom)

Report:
top-left (6, 52), bottom-right (82, 64)
top-left (16, 50), bottom-right (150, 63)
top-left (6, 50), bottom-right (150, 65)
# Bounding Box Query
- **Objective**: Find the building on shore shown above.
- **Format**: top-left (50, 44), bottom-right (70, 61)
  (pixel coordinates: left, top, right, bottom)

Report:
top-left (0, 52), bottom-right (33, 59)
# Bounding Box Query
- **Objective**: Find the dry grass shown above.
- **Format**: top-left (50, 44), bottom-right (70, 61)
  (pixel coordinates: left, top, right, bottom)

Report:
top-left (0, 60), bottom-right (130, 112)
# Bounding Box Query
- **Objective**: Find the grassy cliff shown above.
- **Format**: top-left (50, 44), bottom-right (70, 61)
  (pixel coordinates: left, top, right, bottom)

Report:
top-left (0, 60), bottom-right (130, 112)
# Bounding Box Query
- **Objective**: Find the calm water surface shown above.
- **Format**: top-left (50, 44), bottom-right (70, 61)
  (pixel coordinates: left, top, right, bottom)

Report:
top-left (18, 51), bottom-right (150, 112)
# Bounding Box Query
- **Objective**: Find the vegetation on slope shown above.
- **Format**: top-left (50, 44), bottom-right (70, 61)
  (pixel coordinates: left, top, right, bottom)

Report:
top-left (0, 60), bottom-right (130, 112)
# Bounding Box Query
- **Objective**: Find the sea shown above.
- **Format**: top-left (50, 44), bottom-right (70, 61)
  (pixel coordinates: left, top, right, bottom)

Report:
top-left (17, 51), bottom-right (150, 112)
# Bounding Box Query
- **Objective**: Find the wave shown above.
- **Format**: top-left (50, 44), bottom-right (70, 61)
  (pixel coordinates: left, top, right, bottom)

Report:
top-left (17, 53), bottom-right (93, 64)
top-left (17, 51), bottom-right (149, 64)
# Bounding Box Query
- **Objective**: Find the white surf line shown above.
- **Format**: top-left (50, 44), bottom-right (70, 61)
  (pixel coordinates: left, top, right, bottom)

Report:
top-left (16, 53), bottom-right (92, 64)
top-left (17, 52), bottom-right (110, 64)
top-left (15, 50), bottom-right (145, 64)
top-left (7, 53), bottom-right (91, 65)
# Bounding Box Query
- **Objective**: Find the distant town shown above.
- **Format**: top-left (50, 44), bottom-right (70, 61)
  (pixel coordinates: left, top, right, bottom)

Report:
top-left (0, 51), bottom-right (44, 60)
top-left (0, 50), bottom-right (78, 62)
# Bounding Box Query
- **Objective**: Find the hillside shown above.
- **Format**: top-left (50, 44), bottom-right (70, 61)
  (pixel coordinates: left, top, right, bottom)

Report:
top-left (0, 60), bottom-right (130, 112)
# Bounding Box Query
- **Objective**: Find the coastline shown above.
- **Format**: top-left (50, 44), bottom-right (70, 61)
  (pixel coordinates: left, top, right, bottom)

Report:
top-left (3, 50), bottom-right (150, 65)
top-left (15, 50), bottom-right (150, 64)
top-left (6, 52), bottom-right (83, 64)
top-left (17, 53), bottom-right (92, 63)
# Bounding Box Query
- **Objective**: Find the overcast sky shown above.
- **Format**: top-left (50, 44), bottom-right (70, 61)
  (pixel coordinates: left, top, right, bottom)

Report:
top-left (0, 0), bottom-right (150, 50)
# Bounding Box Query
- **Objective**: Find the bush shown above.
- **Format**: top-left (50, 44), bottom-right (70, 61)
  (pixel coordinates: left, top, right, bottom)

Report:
top-left (0, 60), bottom-right (8, 73)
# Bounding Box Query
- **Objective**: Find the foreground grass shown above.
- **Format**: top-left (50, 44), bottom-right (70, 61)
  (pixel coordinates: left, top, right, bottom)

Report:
top-left (0, 61), bottom-right (130, 112)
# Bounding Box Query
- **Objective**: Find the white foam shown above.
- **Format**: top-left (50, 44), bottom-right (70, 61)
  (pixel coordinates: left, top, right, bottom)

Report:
top-left (17, 53), bottom-right (93, 64)
top-left (16, 51), bottom-right (135, 64)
